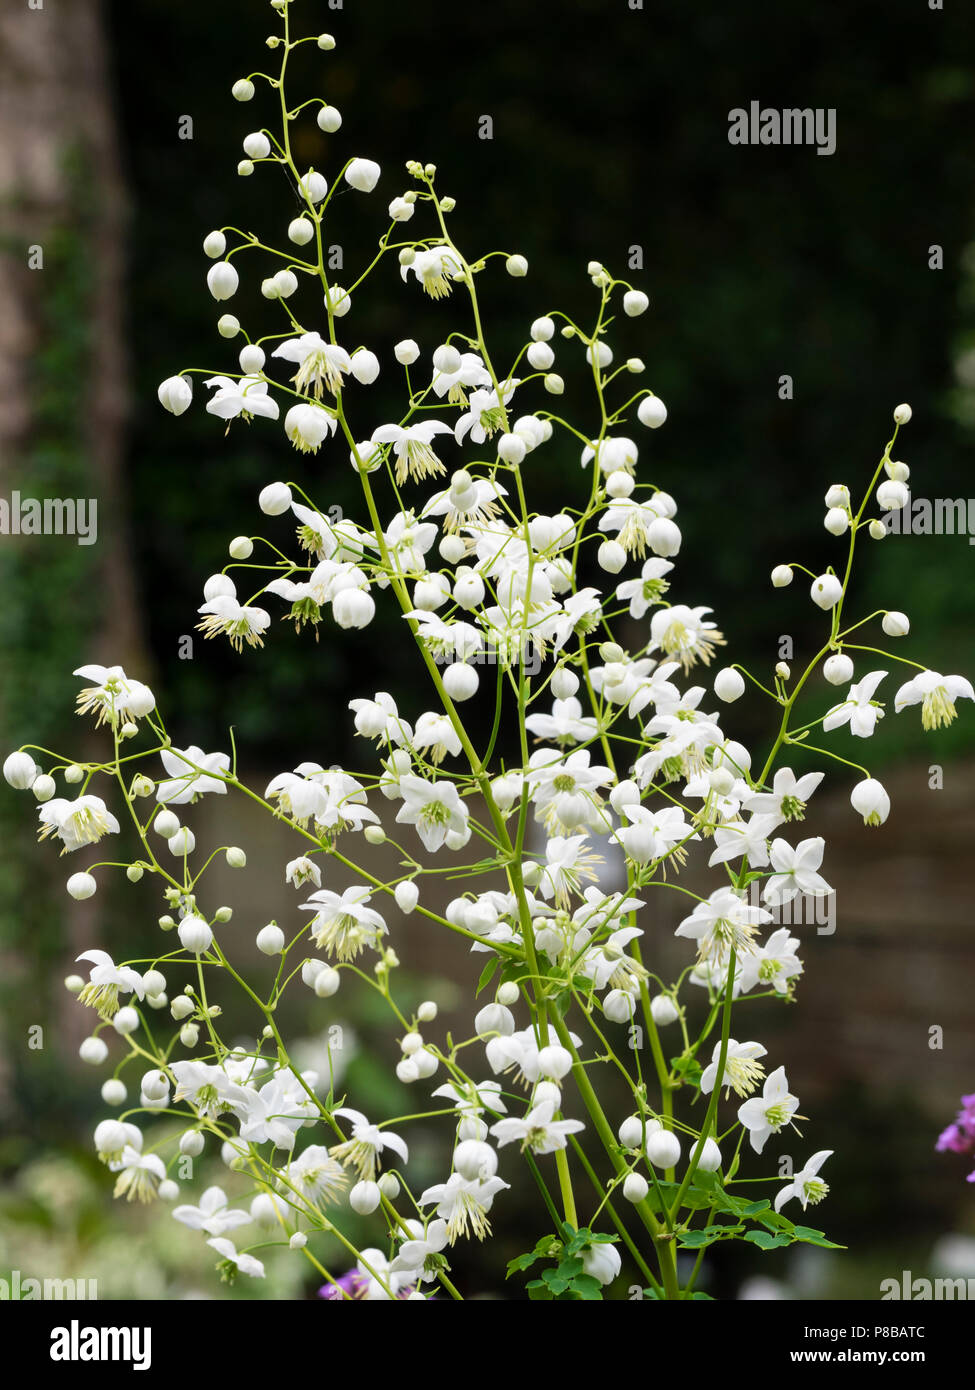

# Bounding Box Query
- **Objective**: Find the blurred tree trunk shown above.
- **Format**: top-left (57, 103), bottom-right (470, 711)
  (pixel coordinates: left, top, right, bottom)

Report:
top-left (0, 0), bottom-right (147, 1069)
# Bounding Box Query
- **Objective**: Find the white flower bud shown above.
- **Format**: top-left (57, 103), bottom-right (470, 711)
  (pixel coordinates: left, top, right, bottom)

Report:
top-left (256, 923), bottom-right (285, 955)
top-left (537, 1045), bottom-right (573, 1080)
top-left (32, 773), bottom-right (56, 802)
top-left (696, 1137), bottom-right (723, 1173)
top-left (526, 341), bottom-right (554, 370)
top-left (217, 314), bottom-right (240, 338)
top-left (623, 1172), bottom-right (649, 1203)
top-left (647, 516), bottom-right (681, 557)
top-left (876, 479), bottom-right (908, 512)
top-left (317, 104), bottom-right (342, 132)
top-left (66, 871), bottom-right (97, 901)
top-left (637, 395), bottom-right (667, 428)
top-left (605, 469), bottom-right (635, 499)
top-left (243, 131), bottom-right (270, 159)
top-left (650, 995), bottom-right (680, 1026)
top-left (350, 1181), bottom-right (382, 1215)
top-left (475, 1003), bottom-right (514, 1038)
top-left (157, 374), bottom-right (193, 416)
top-left (438, 534), bottom-right (466, 565)
top-left (206, 262), bottom-right (239, 301)
top-left (775, 662), bottom-right (791, 680)
top-left (378, 1172), bottom-right (400, 1199)
top-left (646, 1129), bottom-right (682, 1168)
top-left (618, 1115), bottom-right (645, 1149)
top-left (825, 484), bottom-right (850, 509)
top-left (232, 79), bottom-right (255, 102)
top-left (393, 339), bottom-right (420, 368)
top-left (581, 1243), bottom-right (622, 1287)
top-left (771, 565), bottom-right (793, 588)
top-left (417, 1000), bottom-right (438, 1023)
top-left (273, 269), bottom-right (298, 299)
top-left (823, 653), bottom-right (854, 685)
top-left (298, 169), bottom-right (328, 203)
top-left (350, 348), bottom-right (380, 385)
top-left (413, 576), bottom-right (449, 612)
top-left (141, 1068), bottom-right (169, 1101)
top-left (396, 1056), bottom-right (419, 1083)
top-left (544, 373), bottom-right (565, 394)
top-left (79, 1037), bottom-right (108, 1065)
top-left (333, 588), bottom-right (376, 630)
top-left (178, 915), bottom-right (213, 955)
top-left (810, 573), bottom-right (843, 610)
top-left (497, 432), bottom-right (526, 464)
top-left (101, 1079), bottom-right (127, 1106)
top-left (893, 403), bottom-right (912, 425)
top-left (317, 34), bottom-right (336, 50)
top-left (154, 809), bottom-right (180, 838)
top-left (882, 610), bottom-right (909, 636)
top-left (604, 989), bottom-right (637, 1023)
top-left (363, 825), bottom-right (386, 845)
top-left (886, 458), bottom-right (910, 482)
top-left (506, 254), bottom-right (528, 277)
top-left (850, 777), bottom-right (890, 826)
top-left (168, 827), bottom-right (196, 857)
top-left (288, 216), bottom-right (315, 244)
top-left (394, 881), bottom-right (419, 914)
top-left (228, 536), bottom-right (253, 560)
top-left (411, 1047), bottom-right (439, 1078)
top-left (528, 316), bottom-right (554, 344)
top-left (3, 751), bottom-right (37, 789)
top-left (597, 539), bottom-right (627, 574)
top-left (251, 1193), bottom-right (287, 1227)
top-left (113, 1006), bottom-right (139, 1036)
top-left (869, 519), bottom-right (888, 540)
top-left (453, 570), bottom-right (485, 610)
top-left (314, 966), bottom-right (340, 998)
top-left (454, 1140), bottom-right (498, 1181)
top-left (824, 507), bottom-right (849, 536)
top-left (170, 994), bottom-right (194, 1020)
top-left (345, 158), bottom-right (381, 192)
top-left (550, 666), bottom-right (579, 701)
top-left (714, 667), bottom-right (745, 703)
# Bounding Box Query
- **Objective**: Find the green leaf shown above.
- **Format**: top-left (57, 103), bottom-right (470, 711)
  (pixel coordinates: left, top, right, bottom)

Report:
top-left (740, 1199), bottom-right (771, 1216)
top-left (506, 1251), bottom-right (541, 1275)
top-left (559, 1255), bottom-right (584, 1278)
top-left (475, 956), bottom-right (500, 998)
top-left (792, 1226), bottom-right (846, 1249)
top-left (569, 1273), bottom-right (603, 1300)
top-left (744, 1229), bottom-right (793, 1250)
top-left (526, 1280), bottom-right (554, 1300)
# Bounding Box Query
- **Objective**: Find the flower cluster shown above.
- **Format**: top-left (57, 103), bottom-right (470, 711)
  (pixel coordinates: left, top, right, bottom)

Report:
top-left (937, 1093), bottom-right (975, 1182)
top-left (4, 0), bottom-right (970, 1301)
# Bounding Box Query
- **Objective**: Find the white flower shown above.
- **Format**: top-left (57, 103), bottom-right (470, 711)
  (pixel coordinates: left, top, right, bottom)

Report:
top-left (894, 669), bottom-right (974, 731)
top-left (273, 332), bottom-right (352, 397)
top-left (206, 1237), bottom-right (265, 1278)
top-left (527, 748), bottom-right (614, 833)
top-left (850, 777), bottom-right (890, 826)
top-left (810, 573), bottom-right (842, 609)
top-left (774, 1150), bottom-right (832, 1212)
top-left (196, 587), bottom-right (270, 650)
top-left (285, 856), bottom-right (322, 889)
top-left (742, 768), bottom-right (824, 825)
top-left (395, 775), bottom-right (470, 852)
top-left (401, 244), bottom-right (464, 299)
top-left (737, 1067), bottom-right (800, 1154)
top-left (299, 886), bottom-right (388, 961)
top-left (204, 374), bottom-right (279, 422)
top-left (113, 1147), bottom-right (166, 1203)
top-left (73, 664), bottom-right (155, 725)
top-left (284, 1145), bottom-right (348, 1210)
top-left (38, 796), bottom-right (120, 853)
top-left (330, 1107), bottom-right (409, 1181)
top-left (170, 1061), bottom-right (251, 1119)
top-left (75, 949), bottom-right (145, 1018)
top-left (371, 421), bottom-right (452, 485)
top-left (580, 1242), bottom-right (622, 1286)
top-left (284, 402), bottom-right (338, 453)
top-left (237, 1069), bottom-right (319, 1150)
top-left (615, 803), bottom-right (698, 867)
top-left (345, 157), bottom-right (381, 192)
top-left (763, 836), bottom-right (832, 906)
top-left (349, 692), bottom-right (412, 745)
top-left (418, 1171), bottom-right (509, 1242)
top-left (738, 928), bottom-right (803, 994)
top-left (823, 670), bottom-right (887, 738)
top-left (155, 746), bottom-right (229, 804)
top-left (173, 1186), bottom-right (252, 1236)
top-left (707, 814), bottom-right (778, 869)
top-left (616, 557), bottom-right (674, 618)
top-left (700, 1039), bottom-right (768, 1098)
top-left (648, 604), bottom-right (725, 671)
top-left (675, 889), bottom-right (771, 963)
top-left (158, 375), bottom-right (193, 415)
top-left (530, 835), bottom-right (602, 909)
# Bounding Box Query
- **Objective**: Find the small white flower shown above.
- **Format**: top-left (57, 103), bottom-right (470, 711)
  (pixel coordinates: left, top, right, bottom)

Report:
top-left (774, 1150), bottom-right (832, 1212)
top-left (894, 669), bottom-right (974, 731)
top-left (173, 1186), bottom-right (252, 1236)
top-left (206, 1237), bottom-right (265, 1278)
top-left (850, 777), bottom-right (890, 826)
top-left (823, 670), bottom-right (887, 738)
top-left (38, 796), bottom-right (120, 854)
top-left (737, 1066), bottom-right (800, 1154)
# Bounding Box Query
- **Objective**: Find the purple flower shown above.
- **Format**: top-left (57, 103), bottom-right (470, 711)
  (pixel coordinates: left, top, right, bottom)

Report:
top-left (318, 1269), bottom-right (418, 1301)
top-left (936, 1093), bottom-right (975, 1170)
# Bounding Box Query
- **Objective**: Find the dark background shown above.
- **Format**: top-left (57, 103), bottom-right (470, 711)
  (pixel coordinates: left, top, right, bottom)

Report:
top-left (0, 0), bottom-right (973, 1299)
